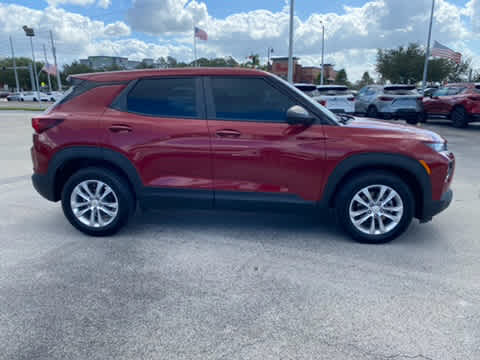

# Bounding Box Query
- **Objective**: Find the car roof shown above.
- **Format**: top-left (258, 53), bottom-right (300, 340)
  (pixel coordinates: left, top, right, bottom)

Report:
top-left (317, 85), bottom-right (349, 89)
top-left (446, 83), bottom-right (476, 88)
top-left (69, 67), bottom-right (269, 83)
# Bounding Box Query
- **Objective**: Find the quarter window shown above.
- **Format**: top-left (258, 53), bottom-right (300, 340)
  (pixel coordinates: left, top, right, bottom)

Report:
top-left (210, 77), bottom-right (295, 122)
top-left (126, 78), bottom-right (197, 117)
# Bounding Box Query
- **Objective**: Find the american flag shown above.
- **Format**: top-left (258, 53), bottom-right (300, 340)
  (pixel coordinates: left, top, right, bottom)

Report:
top-left (194, 27), bottom-right (208, 41)
top-left (431, 41), bottom-right (462, 64)
top-left (41, 63), bottom-right (57, 76)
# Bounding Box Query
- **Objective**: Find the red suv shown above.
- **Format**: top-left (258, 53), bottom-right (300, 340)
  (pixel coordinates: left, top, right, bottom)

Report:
top-left (31, 68), bottom-right (454, 243)
top-left (422, 83), bottom-right (480, 128)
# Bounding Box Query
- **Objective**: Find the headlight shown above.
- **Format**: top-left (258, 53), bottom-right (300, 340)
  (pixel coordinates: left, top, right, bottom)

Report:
top-left (425, 142), bottom-right (448, 152)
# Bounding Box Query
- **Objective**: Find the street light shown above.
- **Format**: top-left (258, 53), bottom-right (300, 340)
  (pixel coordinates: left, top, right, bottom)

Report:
top-left (320, 22), bottom-right (325, 85)
top-left (422, 0), bottom-right (435, 93)
top-left (23, 25), bottom-right (41, 99)
top-left (287, 0), bottom-right (294, 83)
top-left (267, 47), bottom-right (274, 71)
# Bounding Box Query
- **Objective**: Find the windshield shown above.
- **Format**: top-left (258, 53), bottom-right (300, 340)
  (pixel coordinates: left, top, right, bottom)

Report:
top-left (272, 74), bottom-right (340, 124)
top-left (317, 87), bottom-right (351, 95)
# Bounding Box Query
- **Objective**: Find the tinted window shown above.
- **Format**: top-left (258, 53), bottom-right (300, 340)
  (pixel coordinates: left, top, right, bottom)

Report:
top-left (447, 87), bottom-right (465, 95)
top-left (127, 78), bottom-right (197, 117)
top-left (211, 77), bottom-right (295, 122)
top-left (433, 88), bottom-right (449, 97)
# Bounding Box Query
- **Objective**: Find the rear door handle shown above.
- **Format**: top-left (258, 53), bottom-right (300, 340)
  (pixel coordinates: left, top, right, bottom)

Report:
top-left (109, 124), bottom-right (132, 133)
top-left (215, 129), bottom-right (241, 138)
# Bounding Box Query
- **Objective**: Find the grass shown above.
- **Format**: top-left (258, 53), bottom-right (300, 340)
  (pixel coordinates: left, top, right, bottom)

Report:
top-left (0, 107), bottom-right (45, 111)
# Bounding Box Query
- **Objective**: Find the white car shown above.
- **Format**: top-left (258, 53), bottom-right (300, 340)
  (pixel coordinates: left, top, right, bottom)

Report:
top-left (18, 92), bottom-right (49, 102)
top-left (294, 83), bottom-right (319, 98)
top-left (45, 91), bottom-right (63, 102)
top-left (314, 85), bottom-right (355, 114)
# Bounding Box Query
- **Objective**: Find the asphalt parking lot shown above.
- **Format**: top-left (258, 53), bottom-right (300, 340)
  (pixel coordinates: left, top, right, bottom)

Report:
top-left (0, 112), bottom-right (479, 360)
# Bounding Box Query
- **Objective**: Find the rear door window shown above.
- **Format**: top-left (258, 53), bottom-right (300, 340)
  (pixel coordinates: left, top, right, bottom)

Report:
top-left (447, 87), bottom-right (465, 96)
top-left (210, 77), bottom-right (295, 122)
top-left (126, 78), bottom-right (198, 117)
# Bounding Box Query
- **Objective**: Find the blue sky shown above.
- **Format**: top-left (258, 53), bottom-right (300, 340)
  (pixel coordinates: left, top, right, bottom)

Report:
top-left (0, 0), bottom-right (478, 80)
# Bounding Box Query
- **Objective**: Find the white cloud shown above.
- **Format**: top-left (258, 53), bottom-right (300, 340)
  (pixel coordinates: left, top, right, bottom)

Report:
top-left (104, 21), bottom-right (131, 37)
top-left (46, 0), bottom-right (111, 8)
top-left (127, 0), bottom-right (207, 35)
top-left (0, 1), bottom-right (478, 80)
top-left (97, 0), bottom-right (111, 9)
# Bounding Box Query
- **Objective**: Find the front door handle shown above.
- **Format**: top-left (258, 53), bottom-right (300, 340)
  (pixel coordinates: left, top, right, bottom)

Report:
top-left (215, 129), bottom-right (241, 138)
top-left (109, 124), bottom-right (132, 133)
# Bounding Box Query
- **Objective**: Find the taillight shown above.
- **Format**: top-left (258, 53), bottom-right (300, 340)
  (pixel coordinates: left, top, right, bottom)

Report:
top-left (32, 117), bottom-right (64, 134)
top-left (379, 96), bottom-right (394, 101)
top-left (347, 97), bottom-right (355, 102)
top-left (318, 99), bottom-right (327, 106)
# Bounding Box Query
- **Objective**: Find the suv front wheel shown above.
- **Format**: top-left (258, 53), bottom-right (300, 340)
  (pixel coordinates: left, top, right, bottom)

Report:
top-left (335, 171), bottom-right (414, 243)
top-left (61, 167), bottom-right (135, 236)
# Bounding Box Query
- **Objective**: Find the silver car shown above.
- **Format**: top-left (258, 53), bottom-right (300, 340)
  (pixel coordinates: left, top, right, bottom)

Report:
top-left (355, 85), bottom-right (423, 124)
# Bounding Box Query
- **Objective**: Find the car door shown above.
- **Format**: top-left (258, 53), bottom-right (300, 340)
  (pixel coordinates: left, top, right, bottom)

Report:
top-left (423, 88), bottom-right (448, 115)
top-left (355, 87), bottom-right (369, 113)
top-left (204, 76), bottom-right (326, 208)
top-left (101, 76), bottom-right (213, 208)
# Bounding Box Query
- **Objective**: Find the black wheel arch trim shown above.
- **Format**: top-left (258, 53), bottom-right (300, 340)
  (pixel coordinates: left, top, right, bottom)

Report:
top-left (42, 146), bottom-right (143, 202)
top-left (319, 152), bottom-right (433, 220)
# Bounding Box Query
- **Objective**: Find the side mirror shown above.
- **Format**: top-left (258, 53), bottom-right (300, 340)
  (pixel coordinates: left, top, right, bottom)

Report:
top-left (286, 105), bottom-right (314, 125)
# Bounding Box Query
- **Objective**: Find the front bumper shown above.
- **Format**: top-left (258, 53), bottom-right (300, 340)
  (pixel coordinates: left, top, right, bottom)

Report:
top-left (420, 189), bottom-right (453, 223)
top-left (32, 173), bottom-right (56, 202)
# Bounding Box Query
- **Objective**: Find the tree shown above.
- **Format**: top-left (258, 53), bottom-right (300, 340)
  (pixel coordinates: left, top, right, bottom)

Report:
top-left (335, 69), bottom-right (350, 86)
top-left (0, 57), bottom-right (47, 91)
top-left (60, 61), bottom-right (94, 83)
top-left (376, 43), bottom-right (471, 84)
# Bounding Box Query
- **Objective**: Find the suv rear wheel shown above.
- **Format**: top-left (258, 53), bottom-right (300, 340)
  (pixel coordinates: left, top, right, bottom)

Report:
top-left (451, 106), bottom-right (468, 128)
top-left (61, 167), bottom-right (134, 236)
top-left (366, 105), bottom-right (379, 119)
top-left (335, 171), bottom-right (414, 243)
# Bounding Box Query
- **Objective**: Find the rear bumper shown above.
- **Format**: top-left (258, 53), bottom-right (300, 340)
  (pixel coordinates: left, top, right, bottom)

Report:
top-left (32, 173), bottom-right (56, 202)
top-left (420, 189), bottom-right (453, 223)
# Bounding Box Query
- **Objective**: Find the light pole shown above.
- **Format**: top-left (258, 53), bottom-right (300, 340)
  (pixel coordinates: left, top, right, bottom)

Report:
top-left (422, 0), bottom-right (435, 93)
top-left (320, 22), bottom-right (325, 85)
top-left (23, 25), bottom-right (41, 99)
top-left (267, 47), bottom-right (274, 71)
top-left (287, 0), bottom-right (294, 83)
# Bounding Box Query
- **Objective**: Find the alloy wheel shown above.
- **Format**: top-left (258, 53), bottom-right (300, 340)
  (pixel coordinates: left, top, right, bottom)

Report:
top-left (70, 180), bottom-right (119, 228)
top-left (349, 184), bottom-right (404, 235)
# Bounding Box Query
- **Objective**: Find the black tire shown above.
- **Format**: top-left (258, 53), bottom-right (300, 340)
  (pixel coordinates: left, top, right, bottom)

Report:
top-left (335, 171), bottom-right (414, 244)
top-left (366, 106), bottom-right (379, 119)
top-left (406, 117), bottom-right (418, 125)
top-left (451, 106), bottom-right (468, 128)
top-left (61, 167), bottom-right (135, 236)
top-left (418, 112), bottom-right (427, 123)
top-left (20, 98), bottom-right (24, 102)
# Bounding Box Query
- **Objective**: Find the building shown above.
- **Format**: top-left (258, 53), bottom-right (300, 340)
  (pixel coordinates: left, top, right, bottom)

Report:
top-left (78, 56), bottom-right (158, 70)
top-left (300, 66), bottom-right (322, 84)
top-left (126, 60), bottom-right (141, 70)
top-left (271, 57), bottom-right (338, 84)
top-left (271, 57), bottom-right (302, 83)
top-left (142, 58), bottom-right (154, 67)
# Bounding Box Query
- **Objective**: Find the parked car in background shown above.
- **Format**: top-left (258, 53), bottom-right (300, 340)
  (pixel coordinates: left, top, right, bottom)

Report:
top-left (31, 68), bottom-right (454, 243)
top-left (355, 85), bottom-right (424, 124)
top-left (7, 92), bottom-right (21, 101)
top-left (0, 91), bottom-right (10, 99)
top-left (45, 91), bottom-right (63, 102)
top-left (314, 85), bottom-right (355, 114)
top-left (422, 83), bottom-right (480, 128)
top-left (294, 83), bottom-right (318, 97)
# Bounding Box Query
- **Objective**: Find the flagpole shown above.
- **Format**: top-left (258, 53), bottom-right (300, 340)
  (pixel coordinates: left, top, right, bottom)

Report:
top-left (193, 26), bottom-right (197, 67)
top-left (287, 0), bottom-right (294, 83)
top-left (43, 44), bottom-right (52, 92)
top-left (422, 0), bottom-right (435, 93)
